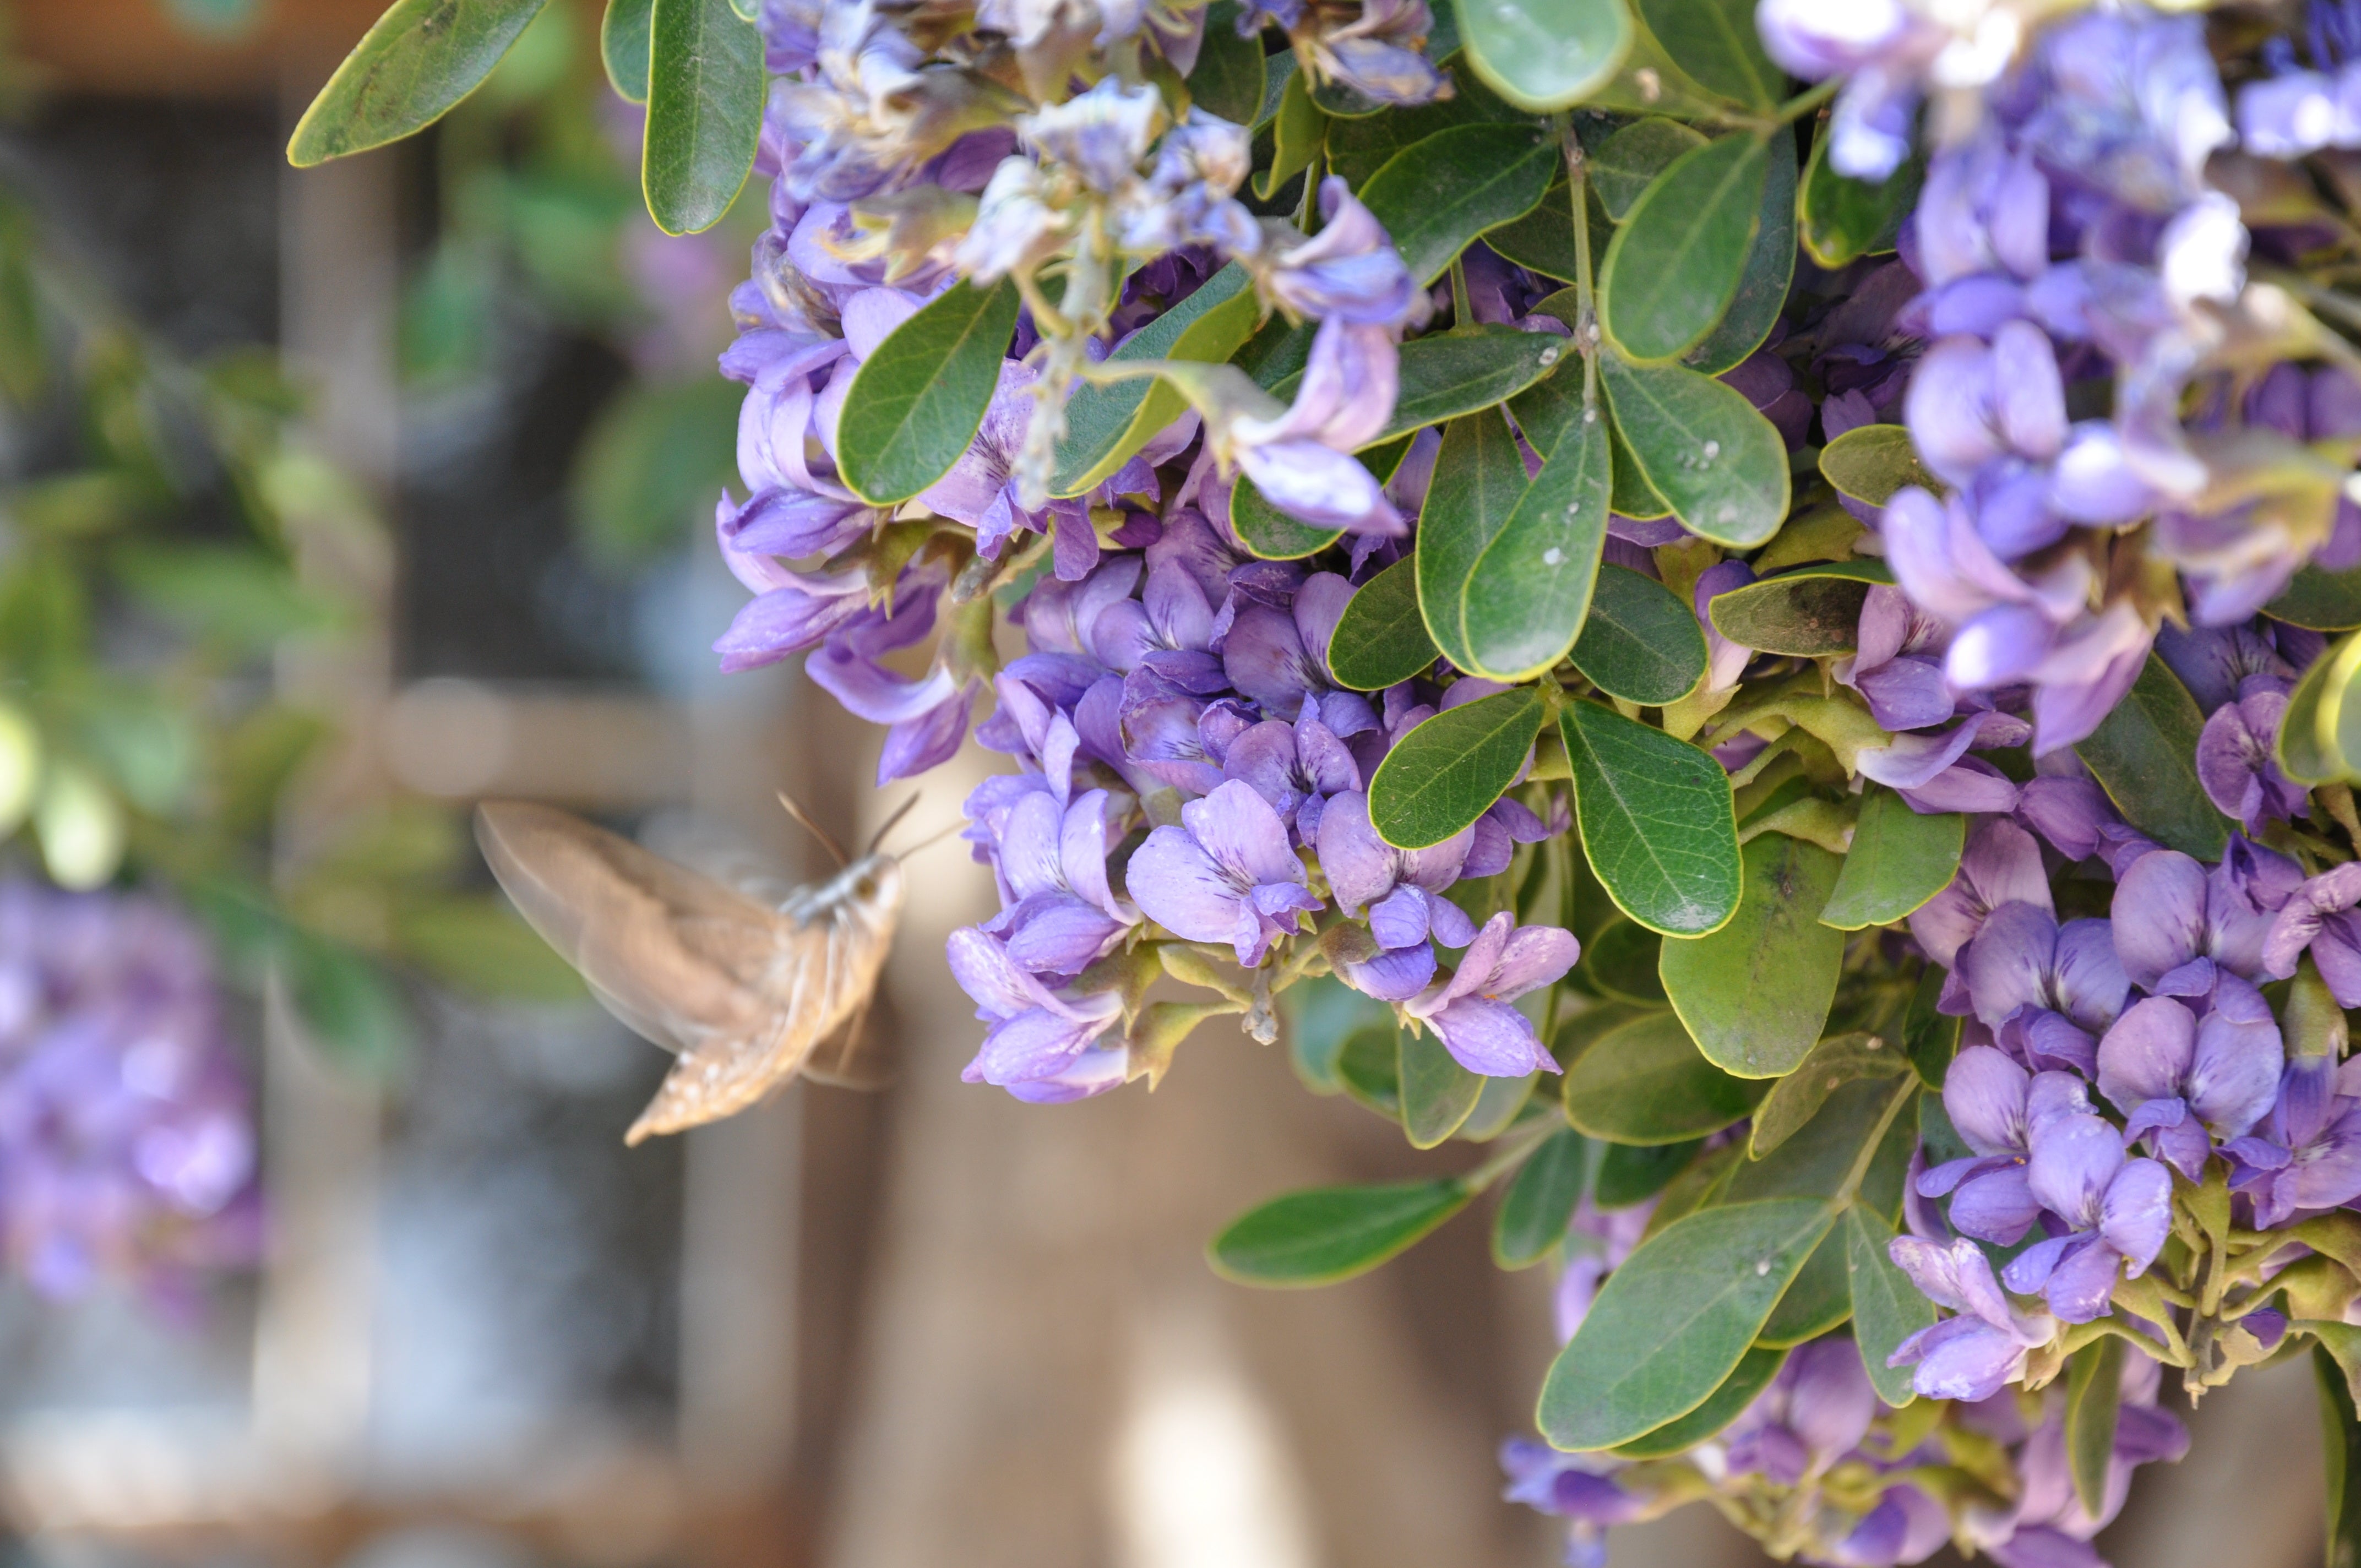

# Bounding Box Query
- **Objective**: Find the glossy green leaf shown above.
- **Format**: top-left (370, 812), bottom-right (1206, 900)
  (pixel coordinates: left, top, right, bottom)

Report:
top-left (1634, 0), bottom-right (1778, 111)
top-left (1538, 1197), bottom-right (1836, 1450)
top-left (1726, 1076), bottom-right (1914, 1212)
top-left (1233, 434), bottom-right (1415, 560)
top-left (2065, 1335), bottom-right (2125, 1518)
top-left (1370, 687), bottom-right (1549, 848)
top-left (1210, 1178), bottom-right (1473, 1286)
top-left (1400, 1029), bottom-right (1485, 1148)
top-left (1418, 380), bottom-right (1611, 681)
top-left (1708, 560), bottom-right (1890, 657)
top-left (1591, 117), bottom-right (1706, 220)
top-left (1329, 556), bottom-right (1440, 690)
top-left (290, 0), bottom-right (549, 165)
top-left (2075, 654), bottom-right (2230, 860)
top-left (1464, 1069), bottom-right (1542, 1141)
top-left (601, 0), bottom-right (654, 101)
top-left (1613, 1344), bottom-right (1788, 1457)
top-left (1846, 1206), bottom-right (1935, 1406)
top-left (1581, 917), bottom-right (1666, 1005)
top-left (1362, 123), bottom-right (1559, 285)
top-left (1560, 700), bottom-right (1742, 937)
top-left (1255, 66), bottom-right (1324, 200)
top-left (1582, 4), bottom-right (1751, 120)
top-left (1482, 176), bottom-right (1582, 281)
top-left (1682, 127), bottom-right (1797, 377)
top-left (1749, 1033), bottom-right (1910, 1156)
top-left (1568, 563), bottom-right (1706, 705)
top-left (1595, 1137), bottom-right (1700, 1206)
top-left (1562, 1009), bottom-right (1765, 1145)
top-left (1336, 1023), bottom-right (1405, 1116)
top-left (1819, 787), bottom-right (1962, 930)
top-left (1819, 423), bottom-right (1938, 508)
top-left (1191, 2), bottom-right (1269, 126)
top-left (1052, 264), bottom-right (1257, 496)
top-left (2273, 564), bottom-right (2361, 632)
top-left (1599, 353), bottom-right (1789, 547)
top-left (1608, 406), bottom-right (1672, 518)
top-left (837, 277), bottom-right (1022, 505)
top-left (1254, 51), bottom-right (1298, 130)
top-left (1493, 1126), bottom-right (1592, 1267)
top-left (1800, 132), bottom-right (1921, 268)
top-left (643, 0), bottom-right (764, 233)
top-left (2282, 631), bottom-right (2361, 785)
top-left (1903, 970), bottom-right (1960, 1088)
top-left (1756, 1228), bottom-right (1852, 1345)
top-left (1598, 135), bottom-right (1769, 364)
top-left (1380, 325), bottom-right (1570, 443)
top-left (1281, 973), bottom-right (1389, 1092)
top-left (1323, 68), bottom-right (1523, 186)
top-left (1456, 0), bottom-right (1633, 113)
top-left (1660, 834), bottom-right (1847, 1077)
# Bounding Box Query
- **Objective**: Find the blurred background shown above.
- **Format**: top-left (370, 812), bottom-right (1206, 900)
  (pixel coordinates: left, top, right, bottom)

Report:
top-left (0, 3), bottom-right (2326, 1566)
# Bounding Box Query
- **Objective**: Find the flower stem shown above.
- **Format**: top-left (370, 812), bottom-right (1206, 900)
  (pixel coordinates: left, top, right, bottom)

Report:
top-left (1559, 117), bottom-right (1600, 421)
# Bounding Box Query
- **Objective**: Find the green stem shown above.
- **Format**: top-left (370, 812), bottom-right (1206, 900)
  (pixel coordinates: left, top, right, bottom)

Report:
top-left (1832, 1076), bottom-right (1917, 1209)
top-left (1461, 1115), bottom-right (1559, 1193)
top-left (1769, 77), bottom-right (1838, 127)
top-left (1560, 120), bottom-right (1600, 421)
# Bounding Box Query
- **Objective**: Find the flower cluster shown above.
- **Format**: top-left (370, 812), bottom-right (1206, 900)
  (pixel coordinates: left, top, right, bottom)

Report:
top-left (0, 881), bottom-right (259, 1311)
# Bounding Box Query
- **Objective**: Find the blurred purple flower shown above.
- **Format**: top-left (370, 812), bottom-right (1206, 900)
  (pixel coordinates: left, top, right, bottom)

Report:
top-left (949, 927), bottom-right (1128, 1099)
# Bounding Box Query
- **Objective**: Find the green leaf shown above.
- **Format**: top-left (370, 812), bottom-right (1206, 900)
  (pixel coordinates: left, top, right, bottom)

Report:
top-left (289, 0), bottom-right (549, 166)
top-left (2064, 1335), bottom-right (2125, 1518)
top-left (1660, 833), bottom-right (1847, 1078)
top-left (601, 0), bottom-right (653, 101)
top-left (1819, 423), bottom-right (1940, 508)
top-left (1369, 686), bottom-right (1549, 848)
top-left (2316, 1342), bottom-right (2361, 1568)
top-left (1595, 1137), bottom-right (1700, 1206)
top-left (1591, 117), bottom-right (1707, 220)
top-left (1362, 124), bottom-right (1559, 286)
top-left (1612, 1344), bottom-right (1788, 1457)
top-left (836, 277), bottom-right (1022, 505)
top-left (1599, 353), bottom-right (1789, 547)
top-left (1337, 1022), bottom-right (1406, 1116)
top-left (1538, 1197), bottom-right (1836, 1450)
top-left (1190, 2), bottom-right (1269, 126)
top-left (1482, 176), bottom-right (1583, 281)
top-left (2074, 654), bottom-right (2230, 860)
top-left (1400, 1028), bottom-right (1485, 1147)
top-left (1800, 133), bottom-right (1921, 268)
top-left (1378, 325), bottom-right (1571, 444)
top-left (1819, 787), bottom-right (1962, 931)
top-left (1255, 66), bottom-right (1324, 200)
top-left (1707, 560), bottom-right (1889, 657)
top-left (1210, 1178), bottom-right (1473, 1286)
top-left (1560, 700), bottom-right (1742, 937)
top-left (113, 543), bottom-right (339, 650)
top-left (1581, 917), bottom-right (1666, 1005)
top-left (1455, 0), bottom-right (1633, 113)
top-left (1562, 1009), bottom-right (1766, 1145)
top-left (1417, 388), bottom-right (1611, 680)
top-left (1568, 562), bottom-right (1707, 704)
top-left (1233, 434), bottom-right (1415, 560)
top-left (1682, 127), bottom-right (1797, 377)
top-left (1846, 1205), bottom-right (1936, 1406)
top-left (2282, 632), bottom-right (2361, 785)
top-left (1464, 1068), bottom-right (1542, 1140)
top-left (1608, 406), bottom-right (1673, 518)
top-left (1749, 1033), bottom-right (1910, 1156)
top-left (2273, 564), bottom-right (2361, 632)
top-left (1052, 264), bottom-right (1257, 497)
top-left (1324, 76), bottom-right (1525, 189)
top-left (1633, 0), bottom-right (1778, 112)
top-left (1493, 1126), bottom-right (1591, 1267)
top-left (1903, 969), bottom-right (1960, 1088)
top-left (1281, 973), bottom-right (1391, 1092)
top-left (286, 930), bottom-right (411, 1075)
top-left (1756, 1228), bottom-right (1852, 1344)
top-left (1329, 554), bottom-right (1440, 690)
top-left (1598, 135), bottom-right (1769, 364)
top-left (643, 0), bottom-right (764, 233)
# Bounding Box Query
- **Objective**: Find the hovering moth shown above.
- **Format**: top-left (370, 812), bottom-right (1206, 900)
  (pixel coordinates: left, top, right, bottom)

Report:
top-left (475, 797), bottom-right (916, 1144)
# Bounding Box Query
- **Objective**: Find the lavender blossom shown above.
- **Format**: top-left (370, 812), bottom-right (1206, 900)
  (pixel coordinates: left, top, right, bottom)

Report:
top-left (948, 926), bottom-right (1129, 1100)
top-left (1401, 911), bottom-right (1575, 1076)
top-left (1887, 1235), bottom-right (2056, 1400)
top-left (1125, 779), bottom-right (1323, 965)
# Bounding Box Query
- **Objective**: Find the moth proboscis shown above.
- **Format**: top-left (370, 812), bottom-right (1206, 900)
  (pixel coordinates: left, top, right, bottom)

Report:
top-left (475, 796), bottom-right (921, 1144)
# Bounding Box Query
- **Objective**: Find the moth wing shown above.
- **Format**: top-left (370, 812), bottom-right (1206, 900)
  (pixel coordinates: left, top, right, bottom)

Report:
top-left (475, 801), bottom-right (791, 1058)
top-left (802, 998), bottom-right (896, 1091)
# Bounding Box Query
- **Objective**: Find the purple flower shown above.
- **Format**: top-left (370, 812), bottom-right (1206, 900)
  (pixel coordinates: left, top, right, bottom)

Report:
top-left (1222, 714), bottom-right (1359, 841)
top-left (1498, 1439), bottom-right (1647, 1568)
top-left (949, 927), bottom-right (1128, 1098)
top-left (1221, 574), bottom-right (1377, 734)
top-left (1910, 819), bottom-right (2051, 973)
top-left (1999, 1111), bottom-right (2171, 1321)
top-left (1887, 1235), bottom-right (2055, 1401)
top-left (1973, 1354), bottom-right (2189, 1559)
top-left (2223, 1056), bottom-right (2361, 1226)
top-left (1401, 911), bottom-right (1576, 1076)
top-left (1230, 320), bottom-right (1407, 537)
top-left (2262, 862), bottom-right (2361, 1004)
top-left (1956, 902), bottom-right (2129, 1066)
top-left (1842, 586), bottom-right (1954, 732)
top-left (1316, 790), bottom-right (1475, 999)
top-left (978, 786), bottom-right (1140, 977)
top-left (2012, 772), bottom-right (2118, 861)
top-left (1723, 1338), bottom-right (1876, 1487)
top-left (1918, 1047), bottom-right (2095, 1245)
top-left (1258, 178), bottom-right (1421, 328)
top-left (2195, 687), bottom-right (2308, 832)
top-left (1125, 779), bottom-right (1323, 965)
top-left (2095, 986), bottom-right (2282, 1179)
top-left (2108, 841), bottom-right (2299, 994)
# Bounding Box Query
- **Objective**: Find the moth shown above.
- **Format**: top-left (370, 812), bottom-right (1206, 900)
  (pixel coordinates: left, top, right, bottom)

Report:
top-left (475, 796), bottom-right (917, 1144)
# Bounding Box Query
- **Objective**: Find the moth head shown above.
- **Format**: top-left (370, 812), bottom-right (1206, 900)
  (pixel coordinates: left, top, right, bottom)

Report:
top-left (843, 852), bottom-right (905, 914)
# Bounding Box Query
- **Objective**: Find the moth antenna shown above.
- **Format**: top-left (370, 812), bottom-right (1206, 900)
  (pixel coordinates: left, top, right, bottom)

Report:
top-left (776, 791), bottom-right (849, 869)
top-left (891, 818), bottom-right (966, 861)
top-left (866, 793), bottom-right (922, 857)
